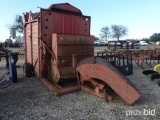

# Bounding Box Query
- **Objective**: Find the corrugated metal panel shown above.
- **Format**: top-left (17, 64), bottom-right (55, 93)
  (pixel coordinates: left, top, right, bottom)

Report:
top-left (24, 3), bottom-right (93, 81)
top-left (73, 16), bottom-right (81, 34)
top-left (41, 9), bottom-right (91, 47)
top-left (24, 21), bottom-right (40, 77)
top-left (64, 14), bottom-right (72, 34)
top-left (31, 22), bottom-right (39, 77)
top-left (25, 24), bottom-right (32, 63)
top-left (54, 12), bottom-right (63, 33)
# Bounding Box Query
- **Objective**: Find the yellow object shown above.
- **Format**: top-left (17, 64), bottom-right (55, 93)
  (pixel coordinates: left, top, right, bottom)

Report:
top-left (60, 37), bottom-right (64, 40)
top-left (154, 64), bottom-right (160, 71)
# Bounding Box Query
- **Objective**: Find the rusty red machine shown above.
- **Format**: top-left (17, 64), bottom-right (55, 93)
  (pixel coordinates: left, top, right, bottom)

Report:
top-left (23, 3), bottom-right (141, 105)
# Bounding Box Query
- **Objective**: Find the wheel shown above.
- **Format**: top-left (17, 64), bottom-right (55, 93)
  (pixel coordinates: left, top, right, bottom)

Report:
top-left (12, 63), bottom-right (17, 82)
top-left (23, 62), bottom-right (33, 77)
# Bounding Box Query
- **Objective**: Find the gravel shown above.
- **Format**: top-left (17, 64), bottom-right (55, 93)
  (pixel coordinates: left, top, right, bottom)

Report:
top-left (1, 57), bottom-right (160, 120)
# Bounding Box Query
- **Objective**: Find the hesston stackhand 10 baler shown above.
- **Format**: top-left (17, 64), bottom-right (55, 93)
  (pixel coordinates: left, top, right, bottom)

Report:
top-left (23, 3), bottom-right (141, 105)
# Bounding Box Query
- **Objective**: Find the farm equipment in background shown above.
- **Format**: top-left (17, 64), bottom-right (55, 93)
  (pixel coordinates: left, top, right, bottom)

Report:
top-left (106, 48), bottom-right (160, 70)
top-left (131, 48), bottom-right (160, 70)
top-left (23, 3), bottom-right (141, 105)
top-left (142, 64), bottom-right (160, 86)
top-left (0, 48), bottom-right (18, 88)
top-left (95, 51), bottom-right (133, 76)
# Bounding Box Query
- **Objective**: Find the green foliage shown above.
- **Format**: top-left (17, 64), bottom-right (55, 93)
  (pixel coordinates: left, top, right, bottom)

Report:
top-left (94, 36), bottom-right (99, 41)
top-left (149, 33), bottom-right (160, 42)
top-left (13, 14), bottom-right (23, 33)
top-left (141, 38), bottom-right (149, 42)
top-left (4, 39), bottom-right (13, 47)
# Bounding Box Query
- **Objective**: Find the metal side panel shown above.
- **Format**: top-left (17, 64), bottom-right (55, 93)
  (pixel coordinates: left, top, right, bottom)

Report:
top-left (25, 24), bottom-right (32, 63)
top-left (31, 21), bottom-right (40, 77)
top-left (51, 33), bottom-right (94, 83)
top-left (40, 9), bottom-right (91, 47)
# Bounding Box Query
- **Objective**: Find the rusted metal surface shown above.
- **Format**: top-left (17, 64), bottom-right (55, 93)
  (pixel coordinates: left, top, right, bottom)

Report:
top-left (40, 78), bottom-right (81, 96)
top-left (106, 48), bottom-right (160, 70)
top-left (130, 49), bottom-right (160, 69)
top-left (25, 23), bottom-right (31, 63)
top-left (76, 57), bottom-right (141, 105)
top-left (80, 78), bottom-right (113, 102)
top-left (23, 3), bottom-right (141, 104)
top-left (24, 2), bottom-right (92, 77)
top-left (24, 21), bottom-right (40, 77)
top-left (51, 33), bottom-right (94, 83)
top-left (23, 3), bottom-right (94, 95)
top-left (40, 8), bottom-right (91, 47)
top-left (48, 3), bottom-right (82, 15)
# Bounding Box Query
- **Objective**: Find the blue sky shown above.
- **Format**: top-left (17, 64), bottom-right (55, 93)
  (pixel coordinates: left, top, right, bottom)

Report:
top-left (0, 0), bottom-right (160, 41)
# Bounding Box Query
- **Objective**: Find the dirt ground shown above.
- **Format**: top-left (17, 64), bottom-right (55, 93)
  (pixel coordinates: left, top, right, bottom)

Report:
top-left (0, 45), bottom-right (160, 120)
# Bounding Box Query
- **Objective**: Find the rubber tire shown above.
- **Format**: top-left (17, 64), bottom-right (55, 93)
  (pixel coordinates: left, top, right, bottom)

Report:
top-left (12, 63), bottom-right (18, 82)
top-left (23, 62), bottom-right (33, 77)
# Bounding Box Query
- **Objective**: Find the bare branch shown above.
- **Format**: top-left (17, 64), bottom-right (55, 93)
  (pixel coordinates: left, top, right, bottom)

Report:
top-left (100, 26), bottom-right (110, 40)
top-left (110, 25), bottom-right (128, 41)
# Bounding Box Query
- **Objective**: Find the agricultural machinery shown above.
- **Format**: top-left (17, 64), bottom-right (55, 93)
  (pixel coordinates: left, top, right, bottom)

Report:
top-left (23, 3), bottom-right (141, 105)
top-left (0, 48), bottom-right (18, 88)
top-left (142, 63), bottom-right (160, 86)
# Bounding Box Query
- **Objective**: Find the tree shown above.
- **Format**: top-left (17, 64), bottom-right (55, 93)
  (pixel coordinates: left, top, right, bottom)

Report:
top-left (110, 25), bottom-right (128, 41)
top-left (100, 26), bottom-right (110, 40)
top-left (14, 36), bottom-right (24, 47)
top-left (149, 33), bottom-right (160, 42)
top-left (14, 15), bottom-right (23, 33)
top-left (5, 39), bottom-right (13, 47)
top-left (6, 14), bottom-right (23, 39)
top-left (141, 38), bottom-right (150, 43)
top-left (94, 36), bottom-right (99, 41)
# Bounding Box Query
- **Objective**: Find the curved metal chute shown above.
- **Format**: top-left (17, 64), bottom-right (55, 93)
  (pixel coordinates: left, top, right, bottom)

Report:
top-left (76, 57), bottom-right (141, 105)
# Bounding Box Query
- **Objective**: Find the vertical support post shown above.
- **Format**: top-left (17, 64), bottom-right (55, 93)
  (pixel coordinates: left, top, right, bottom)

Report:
top-left (8, 51), bottom-right (13, 83)
top-left (30, 22), bottom-right (33, 64)
top-left (72, 54), bottom-right (77, 73)
top-left (123, 55), bottom-right (125, 65)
